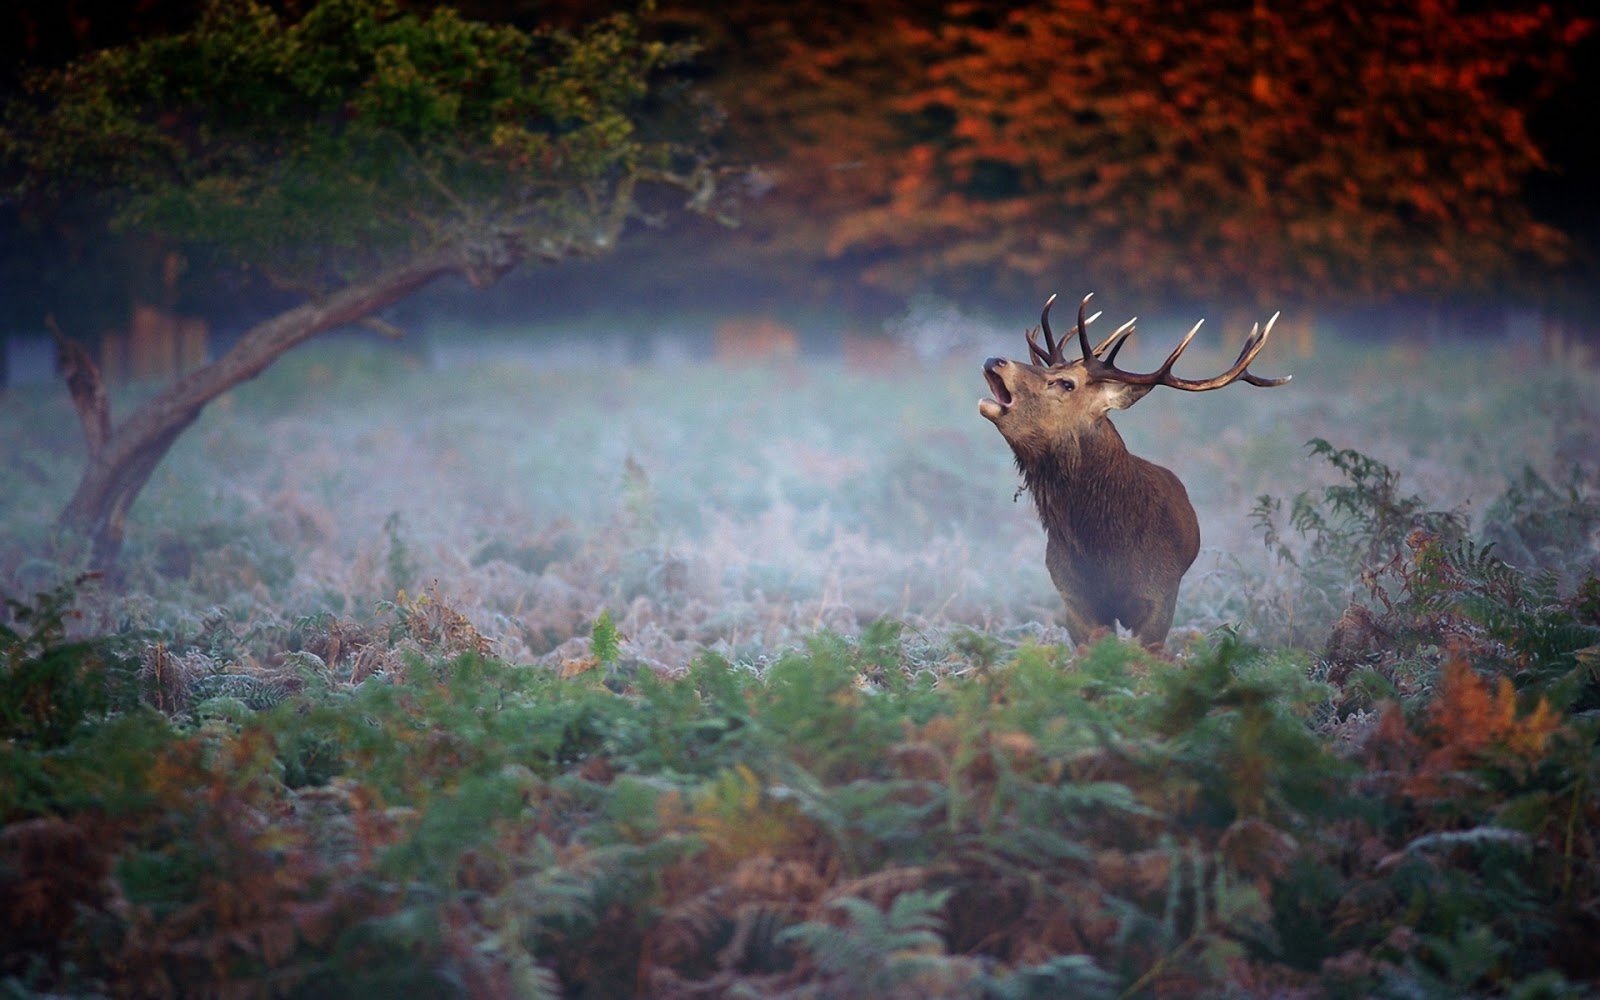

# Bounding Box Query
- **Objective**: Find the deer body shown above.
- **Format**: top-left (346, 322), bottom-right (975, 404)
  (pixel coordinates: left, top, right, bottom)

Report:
top-left (1024, 419), bottom-right (1200, 646)
top-left (981, 294), bottom-right (1288, 648)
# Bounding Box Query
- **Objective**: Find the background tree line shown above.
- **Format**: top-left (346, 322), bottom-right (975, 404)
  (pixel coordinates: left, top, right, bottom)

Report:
top-left (655, 0), bottom-right (1597, 313)
top-left (4, 0), bottom-right (1596, 324)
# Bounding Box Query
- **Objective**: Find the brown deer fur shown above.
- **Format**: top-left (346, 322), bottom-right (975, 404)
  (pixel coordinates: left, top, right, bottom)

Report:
top-left (980, 294), bottom-right (1288, 648)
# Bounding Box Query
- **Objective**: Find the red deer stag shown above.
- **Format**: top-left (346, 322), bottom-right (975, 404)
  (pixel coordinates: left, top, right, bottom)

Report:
top-left (979, 293), bottom-right (1290, 648)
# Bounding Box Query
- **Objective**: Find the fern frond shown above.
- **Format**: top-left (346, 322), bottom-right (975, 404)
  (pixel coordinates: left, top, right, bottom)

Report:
top-left (777, 888), bottom-right (955, 994)
top-left (652, 885), bottom-right (731, 967)
top-left (821, 865), bottom-right (934, 911)
top-left (978, 952), bottom-right (1119, 1000)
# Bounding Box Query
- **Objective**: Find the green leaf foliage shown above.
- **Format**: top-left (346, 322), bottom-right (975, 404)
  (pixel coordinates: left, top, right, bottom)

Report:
top-left (3, 563), bottom-right (1599, 996)
top-left (0, 575), bottom-right (143, 749)
top-left (1, 0), bottom-right (706, 283)
top-left (776, 888), bottom-right (961, 995)
top-left (1256, 440), bottom-right (1600, 719)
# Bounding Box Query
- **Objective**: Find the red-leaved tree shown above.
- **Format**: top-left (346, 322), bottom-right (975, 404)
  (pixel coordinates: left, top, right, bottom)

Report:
top-left (706, 0), bottom-right (1589, 307)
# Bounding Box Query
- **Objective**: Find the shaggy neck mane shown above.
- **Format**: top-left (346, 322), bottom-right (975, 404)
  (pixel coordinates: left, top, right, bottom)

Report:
top-left (1017, 423), bottom-right (1131, 538)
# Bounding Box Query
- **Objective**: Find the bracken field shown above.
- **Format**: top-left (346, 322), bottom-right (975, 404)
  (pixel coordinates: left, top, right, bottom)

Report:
top-left (3, 315), bottom-right (1600, 998)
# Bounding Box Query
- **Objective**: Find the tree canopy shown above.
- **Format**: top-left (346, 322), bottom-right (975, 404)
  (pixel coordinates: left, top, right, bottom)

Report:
top-left (3, 0), bottom-right (723, 290)
top-left (694, 0), bottom-right (1590, 307)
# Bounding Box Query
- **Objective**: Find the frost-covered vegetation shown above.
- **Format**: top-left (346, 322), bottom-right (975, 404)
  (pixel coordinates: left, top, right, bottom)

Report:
top-left (5, 324), bottom-right (1595, 660)
top-left (3, 324), bottom-right (1600, 997)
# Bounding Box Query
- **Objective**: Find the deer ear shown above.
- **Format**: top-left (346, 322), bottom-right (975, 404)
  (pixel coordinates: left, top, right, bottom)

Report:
top-left (1099, 382), bottom-right (1155, 412)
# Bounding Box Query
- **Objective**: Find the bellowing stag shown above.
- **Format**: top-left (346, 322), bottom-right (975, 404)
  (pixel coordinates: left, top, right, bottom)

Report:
top-left (979, 293), bottom-right (1290, 648)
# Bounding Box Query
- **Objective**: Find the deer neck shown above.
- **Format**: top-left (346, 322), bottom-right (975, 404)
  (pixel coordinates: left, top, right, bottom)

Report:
top-left (1019, 420), bottom-right (1134, 537)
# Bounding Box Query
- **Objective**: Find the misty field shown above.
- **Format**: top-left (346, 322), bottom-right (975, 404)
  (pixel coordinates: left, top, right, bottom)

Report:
top-left (4, 319), bottom-right (1595, 659)
top-left (4, 318), bottom-right (1600, 998)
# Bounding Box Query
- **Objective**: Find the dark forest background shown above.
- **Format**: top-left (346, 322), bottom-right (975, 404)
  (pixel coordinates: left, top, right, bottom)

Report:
top-left (2, 0), bottom-right (1598, 389)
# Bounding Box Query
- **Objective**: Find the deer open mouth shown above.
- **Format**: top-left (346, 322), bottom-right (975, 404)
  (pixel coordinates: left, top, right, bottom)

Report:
top-left (979, 361), bottom-right (1013, 419)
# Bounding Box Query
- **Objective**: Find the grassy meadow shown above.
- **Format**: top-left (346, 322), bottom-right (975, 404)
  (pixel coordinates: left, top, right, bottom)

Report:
top-left (2, 316), bottom-right (1599, 997)
top-left (4, 319), bottom-right (1593, 657)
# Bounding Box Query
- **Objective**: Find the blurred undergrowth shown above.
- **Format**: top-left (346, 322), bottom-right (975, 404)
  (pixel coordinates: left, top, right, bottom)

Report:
top-left (4, 546), bottom-right (1599, 995)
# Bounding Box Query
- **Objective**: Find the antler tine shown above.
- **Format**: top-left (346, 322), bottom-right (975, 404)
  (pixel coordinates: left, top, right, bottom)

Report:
top-left (1039, 293), bottom-right (1061, 363)
top-left (1073, 293), bottom-right (1097, 364)
top-left (1036, 292), bottom-right (1134, 367)
top-left (1236, 313), bottom-right (1292, 386)
top-left (1190, 312), bottom-right (1291, 389)
top-left (1036, 292), bottom-right (1100, 366)
top-left (1023, 294), bottom-right (1064, 366)
top-left (1075, 292), bottom-right (1113, 366)
top-left (1226, 318), bottom-right (1270, 374)
top-left (1025, 325), bottom-right (1053, 366)
top-left (1098, 317), bottom-right (1137, 364)
top-left (1148, 319), bottom-right (1204, 381)
top-left (1025, 295), bottom-right (1057, 365)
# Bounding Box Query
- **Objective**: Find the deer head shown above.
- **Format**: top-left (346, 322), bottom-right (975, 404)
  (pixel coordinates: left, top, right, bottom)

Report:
top-left (980, 293), bottom-right (1290, 457)
top-left (979, 293), bottom-right (1290, 648)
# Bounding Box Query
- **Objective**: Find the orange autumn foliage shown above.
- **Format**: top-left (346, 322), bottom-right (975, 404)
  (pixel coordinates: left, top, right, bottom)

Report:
top-left (1427, 658), bottom-right (1562, 764)
top-left (1372, 643), bottom-right (1564, 800)
top-left (696, 0), bottom-right (1590, 306)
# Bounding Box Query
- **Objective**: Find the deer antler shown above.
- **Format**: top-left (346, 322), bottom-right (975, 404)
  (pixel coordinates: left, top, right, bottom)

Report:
top-left (1030, 293), bottom-right (1134, 368)
top-left (1055, 292), bottom-right (1290, 391)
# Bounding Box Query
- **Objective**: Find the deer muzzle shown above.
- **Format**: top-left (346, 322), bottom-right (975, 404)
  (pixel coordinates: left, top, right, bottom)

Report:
top-left (979, 357), bottom-right (1014, 420)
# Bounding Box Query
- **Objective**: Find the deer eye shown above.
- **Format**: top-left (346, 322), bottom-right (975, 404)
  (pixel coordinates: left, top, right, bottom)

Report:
top-left (1051, 378), bottom-right (1076, 392)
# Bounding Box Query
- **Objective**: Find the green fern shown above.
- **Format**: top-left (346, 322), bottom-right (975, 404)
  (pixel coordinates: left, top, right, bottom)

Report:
top-left (1482, 464), bottom-right (1600, 586)
top-left (1, 574), bottom-right (142, 748)
top-left (1114, 839), bottom-right (1274, 998)
top-left (1399, 535), bottom-right (1600, 709)
top-left (1252, 439), bottom-right (1466, 637)
top-left (591, 609), bottom-right (621, 670)
top-left (976, 953), bottom-right (1117, 1000)
top-left (1304, 438), bottom-right (1465, 568)
top-left (777, 888), bottom-right (958, 995)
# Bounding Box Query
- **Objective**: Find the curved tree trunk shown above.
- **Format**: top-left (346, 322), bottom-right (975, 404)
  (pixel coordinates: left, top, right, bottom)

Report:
top-left (48, 167), bottom-right (717, 570)
top-left (56, 252), bottom-right (462, 569)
